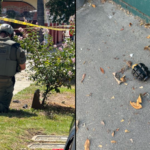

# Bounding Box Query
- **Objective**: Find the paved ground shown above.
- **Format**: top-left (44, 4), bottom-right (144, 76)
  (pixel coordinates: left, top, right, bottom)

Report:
top-left (13, 60), bottom-right (33, 95)
top-left (77, 1), bottom-right (150, 150)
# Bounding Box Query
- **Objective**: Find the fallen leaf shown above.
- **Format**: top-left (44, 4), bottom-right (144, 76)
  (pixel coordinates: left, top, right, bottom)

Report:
top-left (126, 61), bottom-right (132, 68)
top-left (139, 86), bottom-right (143, 89)
top-left (116, 128), bottom-right (120, 131)
top-left (137, 94), bottom-right (142, 103)
top-left (132, 86), bottom-right (135, 90)
top-left (129, 23), bottom-right (132, 26)
top-left (120, 28), bottom-right (124, 31)
top-left (130, 101), bottom-right (142, 109)
top-left (84, 138), bottom-right (90, 150)
top-left (101, 121), bottom-right (105, 126)
top-left (120, 75), bottom-right (126, 82)
top-left (101, 0), bottom-right (106, 4)
top-left (100, 67), bottom-right (105, 74)
top-left (124, 83), bottom-right (128, 85)
top-left (147, 35), bottom-right (150, 39)
top-left (112, 131), bottom-right (115, 137)
top-left (92, 4), bottom-right (96, 8)
top-left (144, 45), bottom-right (150, 50)
top-left (98, 145), bottom-right (102, 148)
top-left (111, 96), bottom-right (115, 99)
top-left (121, 119), bottom-right (124, 122)
top-left (125, 130), bottom-right (130, 133)
top-left (130, 139), bottom-right (133, 143)
top-left (111, 140), bottom-right (117, 143)
top-left (81, 74), bottom-right (86, 83)
top-left (86, 93), bottom-right (92, 97)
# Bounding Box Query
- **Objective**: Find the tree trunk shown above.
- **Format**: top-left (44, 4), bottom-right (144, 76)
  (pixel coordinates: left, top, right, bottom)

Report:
top-left (37, 0), bottom-right (44, 43)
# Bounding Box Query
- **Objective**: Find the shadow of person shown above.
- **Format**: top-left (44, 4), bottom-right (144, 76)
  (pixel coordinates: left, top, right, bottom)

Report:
top-left (0, 109), bottom-right (38, 118)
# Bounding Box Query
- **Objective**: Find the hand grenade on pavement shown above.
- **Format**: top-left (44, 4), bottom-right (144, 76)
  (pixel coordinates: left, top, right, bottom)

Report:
top-left (132, 63), bottom-right (150, 81)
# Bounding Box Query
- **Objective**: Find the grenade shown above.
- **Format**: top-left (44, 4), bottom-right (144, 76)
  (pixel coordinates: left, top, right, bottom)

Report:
top-left (132, 63), bottom-right (150, 81)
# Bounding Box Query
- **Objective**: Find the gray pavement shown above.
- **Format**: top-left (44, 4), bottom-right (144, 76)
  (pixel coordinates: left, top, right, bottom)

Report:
top-left (77, 1), bottom-right (150, 150)
top-left (13, 60), bottom-right (33, 95)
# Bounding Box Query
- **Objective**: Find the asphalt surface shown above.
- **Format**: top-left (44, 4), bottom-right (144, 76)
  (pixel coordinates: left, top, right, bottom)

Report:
top-left (77, 1), bottom-right (150, 150)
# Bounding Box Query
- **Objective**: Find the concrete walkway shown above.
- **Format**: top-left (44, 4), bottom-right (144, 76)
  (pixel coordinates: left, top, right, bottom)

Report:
top-left (13, 60), bottom-right (33, 95)
top-left (77, 1), bottom-right (150, 150)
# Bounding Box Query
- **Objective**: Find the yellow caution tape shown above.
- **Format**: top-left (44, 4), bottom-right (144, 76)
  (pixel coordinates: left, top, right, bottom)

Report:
top-left (0, 17), bottom-right (75, 31)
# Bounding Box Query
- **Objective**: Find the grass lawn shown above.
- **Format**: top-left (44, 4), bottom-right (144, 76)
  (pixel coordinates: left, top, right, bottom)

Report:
top-left (0, 84), bottom-right (75, 150)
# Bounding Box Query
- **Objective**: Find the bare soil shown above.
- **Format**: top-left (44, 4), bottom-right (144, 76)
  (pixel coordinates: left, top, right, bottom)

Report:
top-left (10, 92), bottom-right (75, 111)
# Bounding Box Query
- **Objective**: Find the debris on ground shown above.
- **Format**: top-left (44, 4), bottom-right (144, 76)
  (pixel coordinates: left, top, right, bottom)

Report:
top-left (130, 54), bottom-right (133, 57)
top-left (111, 140), bottom-right (117, 144)
top-left (120, 75), bottom-right (126, 82)
top-left (86, 93), bottom-right (92, 97)
top-left (101, 120), bottom-right (105, 126)
top-left (81, 74), bottom-right (86, 83)
top-left (116, 128), bottom-right (119, 131)
top-left (113, 72), bottom-right (122, 84)
top-left (112, 131), bottom-right (115, 137)
top-left (92, 4), bottom-right (96, 8)
top-left (13, 100), bottom-right (20, 103)
top-left (121, 119), bottom-right (124, 122)
top-left (146, 35), bottom-right (150, 39)
top-left (101, 0), bottom-right (106, 4)
top-left (84, 138), bottom-right (90, 150)
top-left (23, 104), bottom-right (28, 109)
top-left (100, 67), bottom-right (105, 74)
top-left (144, 45), bottom-right (150, 50)
top-left (126, 61), bottom-right (132, 68)
top-left (125, 130), bottom-right (130, 133)
top-left (129, 23), bottom-right (132, 26)
top-left (130, 94), bottom-right (142, 109)
top-left (98, 145), bottom-right (103, 148)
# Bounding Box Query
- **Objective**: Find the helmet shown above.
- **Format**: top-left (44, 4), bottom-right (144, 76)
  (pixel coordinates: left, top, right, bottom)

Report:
top-left (132, 63), bottom-right (150, 81)
top-left (0, 23), bottom-right (14, 35)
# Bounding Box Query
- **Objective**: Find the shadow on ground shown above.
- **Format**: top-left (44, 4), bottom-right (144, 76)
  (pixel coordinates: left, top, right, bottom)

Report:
top-left (44, 103), bottom-right (75, 114)
top-left (0, 109), bottom-right (38, 118)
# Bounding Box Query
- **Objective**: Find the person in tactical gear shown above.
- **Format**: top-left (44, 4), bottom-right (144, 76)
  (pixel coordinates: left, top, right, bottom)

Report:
top-left (0, 23), bottom-right (26, 113)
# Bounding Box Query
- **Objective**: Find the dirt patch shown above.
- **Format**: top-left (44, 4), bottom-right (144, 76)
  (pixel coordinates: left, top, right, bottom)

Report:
top-left (10, 92), bottom-right (75, 110)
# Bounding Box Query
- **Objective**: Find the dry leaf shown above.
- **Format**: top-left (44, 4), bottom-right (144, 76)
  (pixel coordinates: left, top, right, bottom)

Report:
top-left (86, 93), bottom-right (92, 97)
top-left (120, 75), bottom-right (126, 82)
top-left (139, 86), bottom-right (143, 89)
top-left (111, 140), bottom-right (117, 143)
top-left (116, 128), bottom-right (119, 131)
top-left (84, 138), bottom-right (90, 150)
top-left (100, 67), bottom-right (105, 74)
top-left (92, 4), bottom-right (96, 8)
top-left (147, 35), bottom-right (150, 39)
top-left (130, 101), bottom-right (142, 109)
top-left (132, 86), bottom-right (135, 90)
top-left (81, 74), bottom-right (86, 83)
top-left (112, 131), bottom-right (115, 137)
top-left (101, 121), bottom-right (105, 126)
top-left (125, 130), bottom-right (130, 133)
top-left (130, 139), bottom-right (133, 143)
top-left (98, 145), bottom-right (102, 148)
top-left (144, 45), bottom-right (150, 50)
top-left (137, 94), bottom-right (142, 103)
top-left (129, 23), bottom-right (132, 26)
top-left (124, 83), bottom-right (128, 85)
top-left (101, 0), bottom-right (106, 4)
top-left (111, 96), bottom-right (115, 99)
top-left (121, 119), bottom-right (124, 122)
top-left (126, 61), bottom-right (132, 68)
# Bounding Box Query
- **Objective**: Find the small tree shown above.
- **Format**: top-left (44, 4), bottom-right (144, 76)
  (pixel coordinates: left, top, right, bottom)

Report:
top-left (45, 0), bottom-right (75, 23)
top-left (14, 16), bottom-right (75, 106)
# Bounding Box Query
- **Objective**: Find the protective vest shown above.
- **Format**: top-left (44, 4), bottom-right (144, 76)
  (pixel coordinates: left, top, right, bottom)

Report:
top-left (0, 40), bottom-right (18, 76)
